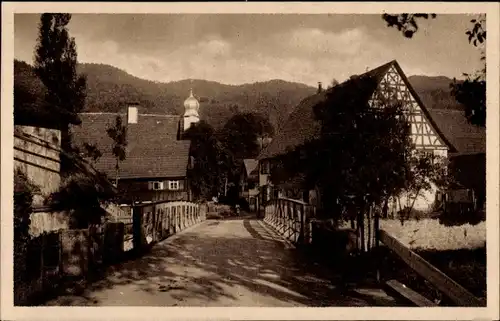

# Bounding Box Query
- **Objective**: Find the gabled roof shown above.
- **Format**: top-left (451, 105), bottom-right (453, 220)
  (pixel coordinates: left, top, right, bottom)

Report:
top-left (71, 112), bottom-right (191, 179)
top-left (258, 60), bottom-right (458, 160)
top-left (427, 109), bottom-right (485, 155)
top-left (243, 159), bottom-right (259, 178)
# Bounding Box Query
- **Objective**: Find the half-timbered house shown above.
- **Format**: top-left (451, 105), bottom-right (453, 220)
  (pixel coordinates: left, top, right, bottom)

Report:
top-left (258, 60), bottom-right (465, 213)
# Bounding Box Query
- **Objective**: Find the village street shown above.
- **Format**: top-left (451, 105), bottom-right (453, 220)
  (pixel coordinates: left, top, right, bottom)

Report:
top-left (43, 215), bottom-right (399, 307)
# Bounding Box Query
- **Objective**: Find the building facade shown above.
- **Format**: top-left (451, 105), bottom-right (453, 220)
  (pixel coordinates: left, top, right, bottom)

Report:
top-left (258, 60), bottom-right (465, 213)
top-left (72, 90), bottom-right (201, 204)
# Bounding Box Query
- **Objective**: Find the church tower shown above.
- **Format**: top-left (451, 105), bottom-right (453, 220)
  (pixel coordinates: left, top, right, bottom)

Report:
top-left (183, 89), bottom-right (200, 131)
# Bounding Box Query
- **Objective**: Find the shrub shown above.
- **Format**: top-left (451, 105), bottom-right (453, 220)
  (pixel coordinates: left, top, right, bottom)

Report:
top-left (14, 168), bottom-right (39, 305)
top-left (45, 172), bottom-right (116, 228)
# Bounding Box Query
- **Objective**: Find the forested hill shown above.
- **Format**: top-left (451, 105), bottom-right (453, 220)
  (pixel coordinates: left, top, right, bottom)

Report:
top-left (14, 60), bottom-right (316, 131)
top-left (14, 59), bottom-right (464, 131)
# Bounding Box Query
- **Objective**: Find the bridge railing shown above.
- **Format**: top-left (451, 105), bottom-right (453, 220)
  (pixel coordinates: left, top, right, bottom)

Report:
top-left (132, 200), bottom-right (207, 252)
top-left (263, 197), bottom-right (316, 246)
top-left (378, 229), bottom-right (485, 307)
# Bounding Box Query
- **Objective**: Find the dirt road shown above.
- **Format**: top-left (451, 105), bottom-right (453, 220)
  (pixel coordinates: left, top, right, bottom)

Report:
top-left (43, 217), bottom-right (398, 306)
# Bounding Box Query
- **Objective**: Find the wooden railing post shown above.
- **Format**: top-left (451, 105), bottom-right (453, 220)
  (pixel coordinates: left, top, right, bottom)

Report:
top-left (300, 203), bottom-right (305, 245)
top-left (132, 205), bottom-right (140, 253)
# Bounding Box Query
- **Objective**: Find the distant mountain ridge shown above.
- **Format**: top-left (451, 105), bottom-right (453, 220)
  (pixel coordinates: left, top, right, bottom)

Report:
top-left (14, 59), bottom-right (465, 132)
top-left (15, 60), bottom-right (316, 131)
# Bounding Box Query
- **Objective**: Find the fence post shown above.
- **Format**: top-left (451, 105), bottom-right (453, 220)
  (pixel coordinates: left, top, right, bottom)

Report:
top-left (300, 203), bottom-right (305, 245)
top-left (375, 203), bottom-right (381, 282)
top-left (132, 205), bottom-right (144, 254)
top-left (40, 234), bottom-right (45, 291)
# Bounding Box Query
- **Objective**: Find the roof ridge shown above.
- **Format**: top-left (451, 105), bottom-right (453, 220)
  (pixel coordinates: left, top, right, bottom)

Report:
top-left (79, 112), bottom-right (125, 115)
top-left (79, 112), bottom-right (180, 118)
top-left (140, 113), bottom-right (180, 118)
top-left (428, 108), bottom-right (466, 113)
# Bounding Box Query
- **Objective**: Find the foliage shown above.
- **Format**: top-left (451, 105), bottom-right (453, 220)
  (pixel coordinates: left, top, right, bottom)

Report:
top-left (14, 168), bottom-right (39, 240)
top-left (33, 13), bottom-right (87, 175)
top-left (397, 153), bottom-right (451, 222)
top-left (34, 14), bottom-right (87, 118)
top-left (327, 78), bottom-right (340, 89)
top-left (106, 115), bottom-right (128, 185)
top-left (219, 112), bottom-right (274, 159)
top-left (302, 75), bottom-right (413, 222)
top-left (184, 121), bottom-right (235, 201)
top-left (382, 14), bottom-right (437, 38)
top-left (45, 172), bottom-right (116, 228)
top-left (74, 142), bottom-right (103, 164)
top-left (33, 13), bottom-right (87, 130)
top-left (451, 15), bottom-right (486, 127)
top-left (382, 13), bottom-right (486, 127)
top-left (451, 76), bottom-right (486, 127)
top-left (14, 168), bottom-right (39, 302)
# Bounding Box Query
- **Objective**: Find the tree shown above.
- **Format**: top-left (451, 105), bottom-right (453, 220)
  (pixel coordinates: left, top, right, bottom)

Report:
top-left (13, 168), bottom-right (39, 304)
top-left (396, 152), bottom-right (450, 223)
top-left (220, 112), bottom-right (274, 159)
top-left (184, 121), bottom-right (234, 201)
top-left (270, 73), bottom-right (421, 251)
top-left (382, 14), bottom-right (437, 38)
top-left (75, 142), bottom-right (102, 165)
top-left (451, 15), bottom-right (486, 127)
top-left (327, 78), bottom-right (340, 89)
top-left (382, 14), bottom-right (486, 127)
top-left (34, 13), bottom-right (87, 171)
top-left (106, 116), bottom-right (127, 187)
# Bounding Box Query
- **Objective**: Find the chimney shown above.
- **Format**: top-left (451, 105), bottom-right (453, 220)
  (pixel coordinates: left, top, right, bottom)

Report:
top-left (317, 82), bottom-right (323, 94)
top-left (127, 104), bottom-right (138, 124)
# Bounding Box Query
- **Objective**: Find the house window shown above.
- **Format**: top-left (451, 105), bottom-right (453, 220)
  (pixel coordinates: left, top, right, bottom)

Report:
top-left (168, 180), bottom-right (180, 190)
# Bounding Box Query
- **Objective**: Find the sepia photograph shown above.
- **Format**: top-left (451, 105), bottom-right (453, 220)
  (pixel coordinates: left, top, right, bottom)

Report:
top-left (1, 2), bottom-right (499, 321)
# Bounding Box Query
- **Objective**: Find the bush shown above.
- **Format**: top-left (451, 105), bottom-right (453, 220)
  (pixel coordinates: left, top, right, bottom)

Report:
top-left (45, 172), bottom-right (116, 228)
top-left (14, 168), bottom-right (39, 305)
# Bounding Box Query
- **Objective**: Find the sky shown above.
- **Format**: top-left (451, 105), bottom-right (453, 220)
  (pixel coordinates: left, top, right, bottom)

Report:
top-left (14, 14), bottom-right (484, 87)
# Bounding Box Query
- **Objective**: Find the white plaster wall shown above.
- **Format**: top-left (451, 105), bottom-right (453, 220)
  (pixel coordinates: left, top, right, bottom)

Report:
top-left (183, 115), bottom-right (199, 131)
top-left (14, 125), bottom-right (61, 206)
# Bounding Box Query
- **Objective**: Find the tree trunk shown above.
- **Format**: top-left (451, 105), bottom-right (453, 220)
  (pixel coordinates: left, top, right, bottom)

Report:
top-left (60, 125), bottom-right (72, 176)
top-left (367, 204), bottom-right (372, 251)
top-left (408, 189), bottom-right (421, 216)
top-left (115, 160), bottom-right (120, 187)
top-left (357, 202), bottom-right (365, 253)
top-left (382, 197), bottom-right (389, 219)
top-left (376, 200), bottom-right (384, 247)
top-left (360, 209), bottom-right (365, 252)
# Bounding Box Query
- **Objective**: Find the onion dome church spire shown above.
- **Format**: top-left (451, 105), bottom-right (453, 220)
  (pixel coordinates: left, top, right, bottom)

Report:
top-left (183, 88), bottom-right (200, 131)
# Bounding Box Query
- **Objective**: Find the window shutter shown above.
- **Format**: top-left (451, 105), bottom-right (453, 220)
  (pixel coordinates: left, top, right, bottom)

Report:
top-left (148, 181), bottom-right (153, 190)
top-left (179, 180), bottom-right (185, 190)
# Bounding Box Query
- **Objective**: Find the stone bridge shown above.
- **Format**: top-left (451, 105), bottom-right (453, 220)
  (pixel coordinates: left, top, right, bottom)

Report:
top-left (44, 215), bottom-right (399, 307)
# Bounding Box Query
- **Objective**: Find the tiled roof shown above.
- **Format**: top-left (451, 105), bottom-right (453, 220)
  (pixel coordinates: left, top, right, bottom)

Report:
top-left (427, 109), bottom-right (486, 155)
top-left (71, 113), bottom-right (191, 179)
top-left (258, 61), bottom-right (394, 160)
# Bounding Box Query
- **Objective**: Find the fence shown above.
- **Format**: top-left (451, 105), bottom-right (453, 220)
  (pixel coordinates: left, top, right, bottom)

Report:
top-left (15, 200), bottom-right (207, 305)
top-left (15, 225), bottom-right (114, 306)
top-left (263, 197), bottom-right (315, 246)
top-left (377, 229), bottom-right (486, 307)
top-left (132, 200), bottom-right (206, 251)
